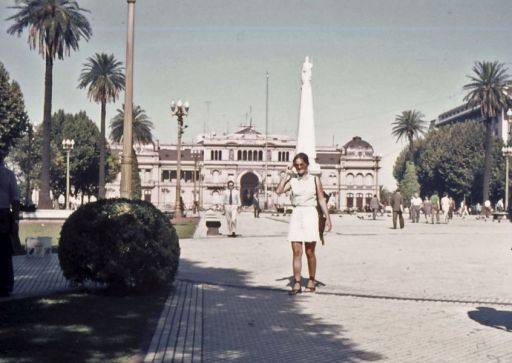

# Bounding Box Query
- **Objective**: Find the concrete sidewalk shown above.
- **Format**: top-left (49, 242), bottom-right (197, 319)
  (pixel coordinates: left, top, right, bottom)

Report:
top-left (4, 211), bottom-right (512, 361)
top-left (147, 211), bottom-right (512, 362)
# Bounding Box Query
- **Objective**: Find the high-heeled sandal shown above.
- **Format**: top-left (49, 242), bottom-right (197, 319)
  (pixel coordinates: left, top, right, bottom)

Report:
top-left (304, 277), bottom-right (316, 293)
top-left (288, 280), bottom-right (302, 295)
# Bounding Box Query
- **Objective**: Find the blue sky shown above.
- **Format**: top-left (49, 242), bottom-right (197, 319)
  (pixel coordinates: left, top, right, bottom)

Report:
top-left (2, 0), bottom-right (512, 189)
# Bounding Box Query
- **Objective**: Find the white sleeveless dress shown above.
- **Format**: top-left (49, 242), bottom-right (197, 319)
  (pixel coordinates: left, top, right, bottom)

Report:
top-left (287, 174), bottom-right (320, 242)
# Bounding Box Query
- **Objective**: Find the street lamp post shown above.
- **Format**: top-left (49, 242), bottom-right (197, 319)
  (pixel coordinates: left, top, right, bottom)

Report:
top-left (335, 165), bottom-right (342, 210)
top-left (171, 100), bottom-right (189, 218)
top-left (191, 148), bottom-right (201, 214)
top-left (264, 71), bottom-right (269, 210)
top-left (62, 139), bottom-right (75, 210)
top-left (25, 124), bottom-right (34, 206)
top-left (198, 162), bottom-right (204, 210)
top-left (503, 146), bottom-right (512, 211)
top-left (374, 154), bottom-right (382, 199)
top-left (120, 0), bottom-right (136, 199)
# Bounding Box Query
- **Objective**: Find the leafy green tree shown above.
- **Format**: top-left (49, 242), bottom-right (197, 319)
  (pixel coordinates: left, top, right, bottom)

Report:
top-left (463, 61), bottom-right (511, 203)
top-left (7, 0), bottom-right (92, 208)
top-left (8, 124), bottom-right (37, 205)
top-left (110, 105), bottom-right (154, 200)
top-left (0, 62), bottom-right (29, 154)
top-left (393, 120), bottom-right (508, 205)
top-left (9, 110), bottom-right (119, 205)
top-left (51, 110), bottom-right (119, 201)
top-left (399, 162), bottom-right (420, 206)
top-left (392, 109), bottom-right (427, 161)
top-left (78, 53), bottom-right (125, 199)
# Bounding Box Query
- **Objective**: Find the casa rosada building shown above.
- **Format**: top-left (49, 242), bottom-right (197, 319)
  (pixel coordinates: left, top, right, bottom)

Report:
top-left (106, 125), bottom-right (382, 211)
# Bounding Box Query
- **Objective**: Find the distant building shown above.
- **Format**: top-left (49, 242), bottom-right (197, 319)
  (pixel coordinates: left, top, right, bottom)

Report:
top-left (106, 125), bottom-right (382, 212)
top-left (434, 103), bottom-right (510, 142)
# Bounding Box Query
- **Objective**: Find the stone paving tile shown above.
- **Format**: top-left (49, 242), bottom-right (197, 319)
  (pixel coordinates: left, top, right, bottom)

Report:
top-left (145, 281), bottom-right (203, 363)
top-left (201, 283), bottom-right (512, 362)
top-left (1, 254), bottom-right (71, 300)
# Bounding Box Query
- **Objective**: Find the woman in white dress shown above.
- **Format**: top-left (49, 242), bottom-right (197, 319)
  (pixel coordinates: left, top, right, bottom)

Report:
top-left (276, 153), bottom-right (332, 295)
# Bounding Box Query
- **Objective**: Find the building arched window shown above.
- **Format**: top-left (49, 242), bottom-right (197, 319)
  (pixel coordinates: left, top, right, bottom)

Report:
top-left (365, 173), bottom-right (374, 186)
top-left (346, 173), bottom-right (354, 186)
top-left (346, 193), bottom-right (354, 208)
top-left (356, 173), bottom-right (363, 186)
top-left (248, 150), bottom-right (253, 161)
top-left (356, 193), bottom-right (364, 210)
top-left (243, 150), bottom-right (247, 160)
top-left (237, 150), bottom-right (241, 160)
top-left (365, 193), bottom-right (373, 208)
top-left (210, 150), bottom-right (214, 160)
top-left (258, 151), bottom-right (263, 161)
top-left (286, 152), bottom-right (290, 161)
top-left (219, 150), bottom-right (222, 160)
top-left (212, 170), bottom-right (221, 183)
top-left (278, 152), bottom-right (281, 162)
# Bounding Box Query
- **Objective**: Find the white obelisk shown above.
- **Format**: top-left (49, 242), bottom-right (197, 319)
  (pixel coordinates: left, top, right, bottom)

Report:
top-left (296, 56), bottom-right (320, 174)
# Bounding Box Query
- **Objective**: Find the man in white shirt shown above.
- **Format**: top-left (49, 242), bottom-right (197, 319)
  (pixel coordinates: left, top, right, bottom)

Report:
top-left (411, 192), bottom-right (422, 223)
top-left (441, 192), bottom-right (450, 223)
top-left (223, 181), bottom-right (241, 237)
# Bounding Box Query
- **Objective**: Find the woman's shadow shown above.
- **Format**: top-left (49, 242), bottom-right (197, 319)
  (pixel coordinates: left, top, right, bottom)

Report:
top-left (468, 307), bottom-right (512, 332)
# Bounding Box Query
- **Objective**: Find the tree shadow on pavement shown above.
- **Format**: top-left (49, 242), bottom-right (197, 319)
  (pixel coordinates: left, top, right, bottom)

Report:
top-left (179, 259), bottom-right (383, 362)
top-left (468, 307), bottom-right (512, 332)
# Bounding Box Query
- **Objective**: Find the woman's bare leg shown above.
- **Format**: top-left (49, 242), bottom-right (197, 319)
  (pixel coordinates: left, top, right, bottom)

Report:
top-left (291, 242), bottom-right (303, 288)
top-left (305, 242), bottom-right (316, 288)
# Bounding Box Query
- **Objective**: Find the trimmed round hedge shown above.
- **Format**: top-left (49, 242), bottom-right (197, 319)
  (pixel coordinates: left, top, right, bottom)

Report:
top-left (58, 198), bottom-right (180, 292)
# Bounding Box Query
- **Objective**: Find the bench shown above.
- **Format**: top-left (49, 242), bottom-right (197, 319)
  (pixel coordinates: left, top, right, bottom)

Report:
top-left (25, 236), bottom-right (52, 256)
top-left (492, 212), bottom-right (508, 222)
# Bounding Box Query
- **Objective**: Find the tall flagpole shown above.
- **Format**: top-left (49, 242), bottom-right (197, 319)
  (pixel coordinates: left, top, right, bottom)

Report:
top-left (264, 71), bottom-right (269, 210)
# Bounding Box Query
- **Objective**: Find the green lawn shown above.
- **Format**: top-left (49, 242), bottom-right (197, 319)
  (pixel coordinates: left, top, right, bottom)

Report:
top-left (0, 288), bottom-right (170, 363)
top-left (19, 219), bottom-right (198, 249)
top-left (19, 222), bottom-right (63, 247)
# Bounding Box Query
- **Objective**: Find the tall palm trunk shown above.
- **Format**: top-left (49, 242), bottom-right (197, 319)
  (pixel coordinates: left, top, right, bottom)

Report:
top-left (408, 134), bottom-right (414, 162)
top-left (482, 117), bottom-right (494, 203)
top-left (38, 56), bottom-right (53, 209)
top-left (98, 100), bottom-right (106, 199)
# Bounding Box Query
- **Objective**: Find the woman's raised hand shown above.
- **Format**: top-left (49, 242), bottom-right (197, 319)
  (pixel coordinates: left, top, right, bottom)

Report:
top-left (286, 165), bottom-right (296, 175)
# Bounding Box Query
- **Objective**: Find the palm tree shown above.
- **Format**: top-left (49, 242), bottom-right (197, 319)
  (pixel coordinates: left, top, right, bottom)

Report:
top-left (392, 109), bottom-right (427, 161)
top-left (463, 61), bottom-right (511, 203)
top-left (7, 0), bottom-right (92, 208)
top-left (110, 105), bottom-right (153, 200)
top-left (109, 105), bottom-right (154, 145)
top-left (78, 53), bottom-right (125, 199)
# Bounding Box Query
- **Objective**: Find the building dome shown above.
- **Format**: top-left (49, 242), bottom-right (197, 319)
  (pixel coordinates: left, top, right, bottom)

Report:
top-left (343, 136), bottom-right (374, 156)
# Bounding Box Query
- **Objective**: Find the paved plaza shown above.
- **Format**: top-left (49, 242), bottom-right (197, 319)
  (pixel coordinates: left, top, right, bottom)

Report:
top-left (4, 211), bottom-right (512, 362)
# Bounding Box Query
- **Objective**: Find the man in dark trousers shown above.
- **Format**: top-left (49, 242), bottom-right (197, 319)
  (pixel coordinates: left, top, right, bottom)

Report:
top-left (391, 188), bottom-right (404, 229)
top-left (0, 150), bottom-right (20, 297)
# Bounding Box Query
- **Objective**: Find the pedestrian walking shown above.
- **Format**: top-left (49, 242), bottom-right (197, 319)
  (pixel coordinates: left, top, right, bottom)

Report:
top-left (391, 189), bottom-right (404, 229)
top-left (422, 196), bottom-right (432, 223)
top-left (441, 193), bottom-right (450, 223)
top-left (430, 192), bottom-right (441, 224)
top-left (459, 199), bottom-right (469, 219)
top-left (369, 194), bottom-right (381, 220)
top-left (253, 192), bottom-right (261, 218)
top-left (276, 152), bottom-right (332, 295)
top-left (0, 150), bottom-right (20, 297)
top-left (223, 181), bottom-right (241, 237)
top-left (410, 192), bottom-right (422, 223)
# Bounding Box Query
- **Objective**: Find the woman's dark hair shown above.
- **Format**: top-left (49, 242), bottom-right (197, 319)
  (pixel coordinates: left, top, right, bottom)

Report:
top-left (293, 152), bottom-right (309, 165)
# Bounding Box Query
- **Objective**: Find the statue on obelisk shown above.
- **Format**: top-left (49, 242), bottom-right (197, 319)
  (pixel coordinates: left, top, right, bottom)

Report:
top-left (296, 56), bottom-right (320, 174)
